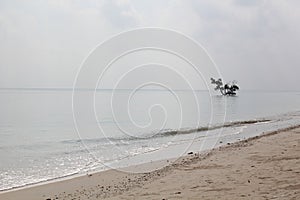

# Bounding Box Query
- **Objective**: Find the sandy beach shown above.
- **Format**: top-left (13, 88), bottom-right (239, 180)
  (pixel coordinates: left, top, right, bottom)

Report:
top-left (1, 125), bottom-right (299, 200)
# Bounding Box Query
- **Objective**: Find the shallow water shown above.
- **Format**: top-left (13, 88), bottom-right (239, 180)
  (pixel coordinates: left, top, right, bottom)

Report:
top-left (0, 89), bottom-right (300, 190)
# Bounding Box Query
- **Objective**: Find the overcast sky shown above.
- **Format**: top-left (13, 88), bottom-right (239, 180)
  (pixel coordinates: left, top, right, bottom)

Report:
top-left (0, 0), bottom-right (299, 90)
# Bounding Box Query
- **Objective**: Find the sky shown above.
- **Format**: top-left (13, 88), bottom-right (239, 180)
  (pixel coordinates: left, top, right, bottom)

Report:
top-left (0, 0), bottom-right (299, 90)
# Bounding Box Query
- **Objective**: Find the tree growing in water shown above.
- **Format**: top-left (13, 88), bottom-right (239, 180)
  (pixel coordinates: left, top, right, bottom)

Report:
top-left (211, 78), bottom-right (240, 96)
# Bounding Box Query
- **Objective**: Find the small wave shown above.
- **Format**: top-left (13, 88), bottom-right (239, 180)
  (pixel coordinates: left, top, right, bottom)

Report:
top-left (62, 119), bottom-right (271, 145)
top-left (148, 119), bottom-right (271, 138)
top-left (0, 171), bottom-right (80, 192)
top-left (61, 136), bottom-right (130, 145)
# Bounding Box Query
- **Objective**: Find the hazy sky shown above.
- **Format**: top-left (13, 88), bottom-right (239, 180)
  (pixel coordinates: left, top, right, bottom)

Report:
top-left (0, 0), bottom-right (299, 90)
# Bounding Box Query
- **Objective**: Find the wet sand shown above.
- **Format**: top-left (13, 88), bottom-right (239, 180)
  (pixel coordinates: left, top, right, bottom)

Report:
top-left (1, 125), bottom-right (300, 200)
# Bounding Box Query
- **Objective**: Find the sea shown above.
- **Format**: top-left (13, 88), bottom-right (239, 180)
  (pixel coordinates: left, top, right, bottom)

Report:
top-left (0, 89), bottom-right (300, 191)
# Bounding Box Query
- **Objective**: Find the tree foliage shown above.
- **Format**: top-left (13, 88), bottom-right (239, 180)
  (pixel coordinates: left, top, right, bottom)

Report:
top-left (211, 78), bottom-right (240, 96)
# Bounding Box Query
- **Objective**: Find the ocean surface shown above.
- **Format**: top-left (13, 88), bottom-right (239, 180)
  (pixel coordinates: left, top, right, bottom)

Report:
top-left (0, 89), bottom-right (300, 191)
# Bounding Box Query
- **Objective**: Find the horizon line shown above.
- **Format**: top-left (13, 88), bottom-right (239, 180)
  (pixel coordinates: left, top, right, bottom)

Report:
top-left (0, 87), bottom-right (299, 92)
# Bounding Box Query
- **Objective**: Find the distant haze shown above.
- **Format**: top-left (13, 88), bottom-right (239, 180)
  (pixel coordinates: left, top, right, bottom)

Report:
top-left (0, 0), bottom-right (299, 90)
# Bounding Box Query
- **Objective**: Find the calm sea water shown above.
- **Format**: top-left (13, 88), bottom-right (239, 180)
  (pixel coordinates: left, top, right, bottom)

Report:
top-left (0, 89), bottom-right (300, 190)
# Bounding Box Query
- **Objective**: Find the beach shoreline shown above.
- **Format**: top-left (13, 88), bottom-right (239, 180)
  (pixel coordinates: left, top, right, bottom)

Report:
top-left (1, 124), bottom-right (300, 199)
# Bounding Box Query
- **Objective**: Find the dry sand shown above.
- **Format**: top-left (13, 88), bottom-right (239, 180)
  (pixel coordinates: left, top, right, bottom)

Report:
top-left (1, 126), bottom-right (300, 200)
